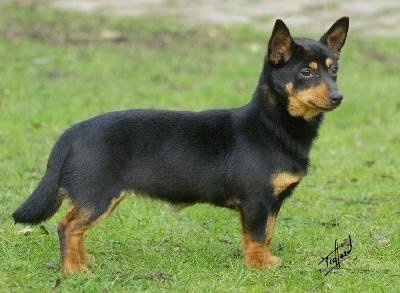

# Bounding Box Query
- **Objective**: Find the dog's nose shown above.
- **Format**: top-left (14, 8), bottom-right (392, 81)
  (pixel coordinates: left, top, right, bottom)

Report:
top-left (330, 93), bottom-right (343, 106)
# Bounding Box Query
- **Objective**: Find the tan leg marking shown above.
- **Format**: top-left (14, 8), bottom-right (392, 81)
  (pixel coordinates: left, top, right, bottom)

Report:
top-left (59, 194), bottom-right (126, 276)
top-left (265, 215), bottom-right (280, 266)
top-left (242, 231), bottom-right (279, 269)
top-left (89, 194), bottom-right (127, 228)
top-left (58, 206), bottom-right (91, 276)
top-left (78, 232), bottom-right (95, 265)
top-left (239, 212), bottom-right (278, 269)
top-left (271, 172), bottom-right (304, 197)
top-left (265, 215), bottom-right (276, 247)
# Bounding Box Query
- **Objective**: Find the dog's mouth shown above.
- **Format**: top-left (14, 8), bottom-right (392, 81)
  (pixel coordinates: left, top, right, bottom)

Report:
top-left (308, 102), bottom-right (338, 112)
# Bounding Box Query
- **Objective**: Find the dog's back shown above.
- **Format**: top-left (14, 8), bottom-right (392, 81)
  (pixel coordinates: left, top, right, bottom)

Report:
top-left (65, 109), bottom-right (236, 203)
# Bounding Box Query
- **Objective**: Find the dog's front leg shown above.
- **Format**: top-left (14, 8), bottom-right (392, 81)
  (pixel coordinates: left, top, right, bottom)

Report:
top-left (239, 203), bottom-right (279, 269)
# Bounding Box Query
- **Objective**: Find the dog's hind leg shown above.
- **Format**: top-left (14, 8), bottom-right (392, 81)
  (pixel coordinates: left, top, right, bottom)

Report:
top-left (58, 205), bottom-right (91, 275)
top-left (58, 189), bottom-right (126, 276)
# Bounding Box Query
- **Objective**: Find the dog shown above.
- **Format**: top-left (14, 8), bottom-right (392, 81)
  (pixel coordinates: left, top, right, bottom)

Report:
top-left (13, 17), bottom-right (349, 275)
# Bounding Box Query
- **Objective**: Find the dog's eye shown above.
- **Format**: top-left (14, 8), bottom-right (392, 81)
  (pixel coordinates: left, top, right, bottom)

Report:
top-left (299, 68), bottom-right (313, 78)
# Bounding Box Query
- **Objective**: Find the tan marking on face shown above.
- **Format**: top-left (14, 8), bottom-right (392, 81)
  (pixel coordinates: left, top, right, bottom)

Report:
top-left (285, 82), bottom-right (332, 121)
top-left (271, 172), bottom-right (304, 197)
top-left (325, 58), bottom-right (334, 68)
top-left (309, 61), bottom-right (318, 70)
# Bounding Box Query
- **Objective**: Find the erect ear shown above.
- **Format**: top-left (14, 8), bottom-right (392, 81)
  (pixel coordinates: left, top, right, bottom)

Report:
top-left (320, 17), bottom-right (349, 58)
top-left (268, 19), bottom-right (294, 65)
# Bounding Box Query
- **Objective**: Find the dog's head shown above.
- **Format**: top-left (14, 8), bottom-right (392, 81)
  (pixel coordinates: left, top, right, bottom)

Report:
top-left (265, 17), bottom-right (349, 121)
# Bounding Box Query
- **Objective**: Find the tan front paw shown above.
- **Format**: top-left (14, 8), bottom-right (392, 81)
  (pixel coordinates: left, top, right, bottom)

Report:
top-left (62, 262), bottom-right (90, 276)
top-left (266, 254), bottom-right (280, 266)
top-left (245, 250), bottom-right (280, 269)
top-left (81, 252), bottom-right (96, 265)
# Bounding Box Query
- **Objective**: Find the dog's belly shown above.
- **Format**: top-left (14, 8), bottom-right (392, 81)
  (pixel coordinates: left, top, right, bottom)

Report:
top-left (122, 157), bottom-right (231, 205)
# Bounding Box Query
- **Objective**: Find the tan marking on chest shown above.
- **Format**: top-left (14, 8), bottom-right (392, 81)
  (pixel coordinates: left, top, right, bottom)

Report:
top-left (271, 172), bottom-right (304, 197)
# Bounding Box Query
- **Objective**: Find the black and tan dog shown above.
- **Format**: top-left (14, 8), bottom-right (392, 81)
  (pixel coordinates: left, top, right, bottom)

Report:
top-left (13, 17), bottom-right (349, 275)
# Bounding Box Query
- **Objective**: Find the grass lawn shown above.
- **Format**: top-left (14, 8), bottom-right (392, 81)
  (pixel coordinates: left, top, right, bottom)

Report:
top-left (1, 3), bottom-right (400, 292)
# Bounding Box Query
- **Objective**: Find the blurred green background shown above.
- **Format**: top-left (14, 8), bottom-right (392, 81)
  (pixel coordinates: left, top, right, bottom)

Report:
top-left (0, 1), bottom-right (399, 292)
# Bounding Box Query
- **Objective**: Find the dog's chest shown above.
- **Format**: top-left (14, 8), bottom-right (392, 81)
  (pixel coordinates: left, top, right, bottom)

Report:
top-left (270, 172), bottom-right (304, 197)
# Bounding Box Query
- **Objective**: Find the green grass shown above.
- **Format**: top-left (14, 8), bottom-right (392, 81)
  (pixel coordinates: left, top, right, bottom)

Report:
top-left (1, 3), bottom-right (400, 292)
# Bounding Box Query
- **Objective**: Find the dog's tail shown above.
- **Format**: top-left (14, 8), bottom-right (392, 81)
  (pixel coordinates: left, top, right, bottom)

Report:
top-left (12, 136), bottom-right (70, 224)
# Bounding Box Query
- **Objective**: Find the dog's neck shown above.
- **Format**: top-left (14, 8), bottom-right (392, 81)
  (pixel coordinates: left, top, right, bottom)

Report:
top-left (247, 68), bottom-right (323, 155)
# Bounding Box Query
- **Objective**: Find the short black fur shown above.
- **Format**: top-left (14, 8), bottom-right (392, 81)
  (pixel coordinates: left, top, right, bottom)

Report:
top-left (13, 17), bottom-right (349, 271)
